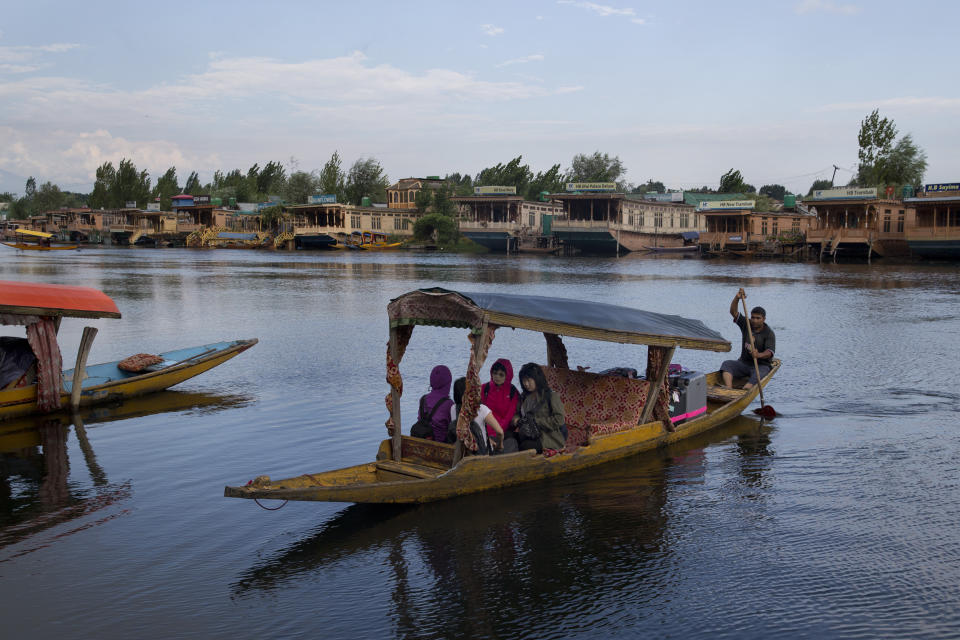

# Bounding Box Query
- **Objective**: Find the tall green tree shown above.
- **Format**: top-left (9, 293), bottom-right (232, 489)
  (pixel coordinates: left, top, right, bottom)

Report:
top-left (444, 172), bottom-right (474, 196)
top-left (718, 169), bottom-right (755, 193)
top-left (24, 177), bottom-right (37, 199)
top-left (110, 158), bottom-right (151, 208)
top-left (855, 109), bottom-right (898, 187)
top-left (318, 151), bottom-right (346, 202)
top-left (0, 192), bottom-right (15, 202)
top-left (257, 161), bottom-right (286, 196)
top-left (284, 171), bottom-right (319, 204)
top-left (34, 181), bottom-right (67, 212)
top-left (567, 151), bottom-right (625, 185)
top-left (879, 133), bottom-right (927, 187)
top-left (632, 179), bottom-right (667, 194)
top-left (183, 171), bottom-right (202, 194)
top-left (475, 156), bottom-right (533, 196)
top-left (345, 157), bottom-right (389, 205)
top-left (414, 188), bottom-right (433, 212)
top-left (759, 184), bottom-right (786, 200)
top-left (527, 164), bottom-right (565, 200)
top-left (807, 178), bottom-right (833, 195)
top-left (432, 182), bottom-right (456, 217)
top-left (89, 162), bottom-right (116, 209)
top-left (153, 166), bottom-right (180, 210)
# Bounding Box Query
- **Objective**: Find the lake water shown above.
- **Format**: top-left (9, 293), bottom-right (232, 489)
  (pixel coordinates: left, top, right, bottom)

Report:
top-left (0, 247), bottom-right (958, 639)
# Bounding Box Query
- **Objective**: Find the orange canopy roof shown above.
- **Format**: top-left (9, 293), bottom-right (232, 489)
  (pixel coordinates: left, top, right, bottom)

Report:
top-left (0, 280), bottom-right (121, 319)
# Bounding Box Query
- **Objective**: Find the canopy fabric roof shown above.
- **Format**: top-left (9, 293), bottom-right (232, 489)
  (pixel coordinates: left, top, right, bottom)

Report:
top-left (13, 228), bottom-right (53, 238)
top-left (0, 280), bottom-right (121, 319)
top-left (388, 288), bottom-right (730, 352)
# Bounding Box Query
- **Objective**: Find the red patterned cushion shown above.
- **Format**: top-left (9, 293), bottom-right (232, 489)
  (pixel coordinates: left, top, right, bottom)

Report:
top-left (542, 366), bottom-right (649, 444)
top-left (118, 353), bottom-right (164, 372)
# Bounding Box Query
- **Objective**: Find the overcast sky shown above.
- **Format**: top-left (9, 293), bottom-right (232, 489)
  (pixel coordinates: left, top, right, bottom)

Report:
top-left (1, 0), bottom-right (957, 197)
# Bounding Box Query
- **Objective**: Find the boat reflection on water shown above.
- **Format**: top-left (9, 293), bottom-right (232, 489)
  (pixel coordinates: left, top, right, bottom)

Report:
top-left (230, 416), bottom-right (773, 635)
top-left (0, 390), bottom-right (252, 553)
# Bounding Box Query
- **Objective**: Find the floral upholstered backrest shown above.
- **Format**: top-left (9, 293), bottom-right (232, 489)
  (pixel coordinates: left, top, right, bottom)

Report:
top-left (541, 366), bottom-right (649, 439)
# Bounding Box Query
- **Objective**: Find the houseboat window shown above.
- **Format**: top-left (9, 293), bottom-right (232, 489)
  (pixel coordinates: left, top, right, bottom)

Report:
top-left (772, 220), bottom-right (778, 235)
top-left (897, 215), bottom-right (904, 232)
top-left (680, 213), bottom-right (689, 228)
top-left (654, 212), bottom-right (663, 228)
top-left (639, 213), bottom-right (644, 227)
top-left (351, 215), bottom-right (361, 229)
top-left (372, 216), bottom-right (382, 230)
top-left (669, 214), bottom-right (675, 228)
top-left (529, 214), bottom-right (535, 226)
top-left (883, 215), bottom-right (891, 232)
top-left (792, 218), bottom-right (800, 231)
top-left (761, 218), bottom-right (768, 235)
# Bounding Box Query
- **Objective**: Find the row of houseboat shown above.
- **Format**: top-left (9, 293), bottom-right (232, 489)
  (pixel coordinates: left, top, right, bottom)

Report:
top-left (4, 180), bottom-right (959, 260)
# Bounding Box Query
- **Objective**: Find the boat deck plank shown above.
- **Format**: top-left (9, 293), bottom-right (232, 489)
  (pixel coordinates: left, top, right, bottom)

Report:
top-left (707, 385), bottom-right (748, 402)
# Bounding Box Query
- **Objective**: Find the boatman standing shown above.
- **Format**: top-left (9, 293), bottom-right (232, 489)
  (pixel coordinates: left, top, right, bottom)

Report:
top-left (721, 288), bottom-right (775, 389)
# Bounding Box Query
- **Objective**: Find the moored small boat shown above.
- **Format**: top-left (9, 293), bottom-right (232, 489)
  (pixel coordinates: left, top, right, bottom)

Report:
top-left (225, 288), bottom-right (778, 505)
top-left (1, 228), bottom-right (77, 251)
top-left (0, 280), bottom-right (257, 422)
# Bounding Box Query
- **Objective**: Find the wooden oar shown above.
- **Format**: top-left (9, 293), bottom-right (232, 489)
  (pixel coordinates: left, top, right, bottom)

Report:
top-left (741, 296), bottom-right (776, 418)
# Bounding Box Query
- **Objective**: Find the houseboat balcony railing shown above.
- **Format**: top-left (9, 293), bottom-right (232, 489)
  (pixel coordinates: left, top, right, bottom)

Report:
top-left (292, 225), bottom-right (346, 235)
top-left (552, 219), bottom-right (617, 229)
top-left (699, 231), bottom-right (756, 244)
top-left (807, 227), bottom-right (872, 242)
top-left (905, 226), bottom-right (960, 241)
top-left (458, 220), bottom-right (524, 231)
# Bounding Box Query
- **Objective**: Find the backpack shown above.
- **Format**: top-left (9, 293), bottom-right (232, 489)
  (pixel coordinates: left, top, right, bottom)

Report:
top-left (411, 396), bottom-right (451, 440)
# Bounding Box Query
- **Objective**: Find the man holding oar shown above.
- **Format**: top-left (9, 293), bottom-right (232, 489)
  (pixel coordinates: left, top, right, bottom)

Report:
top-left (721, 288), bottom-right (775, 390)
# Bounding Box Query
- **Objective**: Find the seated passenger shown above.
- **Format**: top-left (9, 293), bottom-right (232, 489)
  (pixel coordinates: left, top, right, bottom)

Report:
top-left (411, 365), bottom-right (454, 442)
top-left (481, 358), bottom-right (520, 452)
top-left (0, 337), bottom-right (36, 389)
top-left (451, 377), bottom-right (505, 454)
top-left (515, 363), bottom-right (567, 453)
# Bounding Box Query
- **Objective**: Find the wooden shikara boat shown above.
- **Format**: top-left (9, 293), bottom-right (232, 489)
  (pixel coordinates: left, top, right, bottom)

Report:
top-left (0, 280), bottom-right (257, 422)
top-left (225, 288), bottom-right (778, 505)
top-left (1, 228), bottom-right (78, 251)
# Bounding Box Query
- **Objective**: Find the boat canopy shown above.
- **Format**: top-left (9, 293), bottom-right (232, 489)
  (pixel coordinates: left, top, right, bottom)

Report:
top-left (0, 281), bottom-right (121, 319)
top-left (13, 229), bottom-right (53, 239)
top-left (388, 288), bottom-right (730, 352)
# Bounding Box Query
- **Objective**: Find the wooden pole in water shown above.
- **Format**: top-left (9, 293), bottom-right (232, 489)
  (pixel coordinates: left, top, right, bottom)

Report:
top-left (70, 326), bottom-right (98, 412)
top-left (389, 328), bottom-right (403, 462)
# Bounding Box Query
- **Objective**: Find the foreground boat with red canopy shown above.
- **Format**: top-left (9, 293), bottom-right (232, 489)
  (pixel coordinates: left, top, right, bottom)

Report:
top-left (0, 280), bottom-right (257, 421)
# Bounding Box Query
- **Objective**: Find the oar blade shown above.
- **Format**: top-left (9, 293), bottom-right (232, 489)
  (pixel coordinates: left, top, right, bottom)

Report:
top-left (753, 404), bottom-right (777, 418)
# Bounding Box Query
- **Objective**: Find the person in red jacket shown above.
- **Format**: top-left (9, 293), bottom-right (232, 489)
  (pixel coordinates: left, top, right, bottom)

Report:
top-left (482, 359), bottom-right (520, 453)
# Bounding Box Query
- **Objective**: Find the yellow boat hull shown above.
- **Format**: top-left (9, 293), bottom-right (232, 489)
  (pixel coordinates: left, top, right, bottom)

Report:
top-left (226, 362), bottom-right (778, 504)
top-left (0, 339), bottom-right (256, 422)
top-left (2, 242), bottom-right (79, 251)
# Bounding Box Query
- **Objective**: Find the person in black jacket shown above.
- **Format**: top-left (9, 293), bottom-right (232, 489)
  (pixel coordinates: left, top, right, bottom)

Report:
top-left (720, 288), bottom-right (775, 389)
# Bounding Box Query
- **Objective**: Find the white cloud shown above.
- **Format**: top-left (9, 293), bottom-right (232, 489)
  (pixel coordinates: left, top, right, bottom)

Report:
top-left (480, 24), bottom-right (504, 36)
top-left (496, 54), bottom-right (545, 68)
top-left (0, 51), bottom-right (584, 184)
top-left (0, 126), bottom-right (203, 188)
top-left (795, 0), bottom-right (861, 15)
top-left (0, 42), bottom-right (80, 73)
top-left (816, 96), bottom-right (960, 112)
top-left (557, 1), bottom-right (646, 25)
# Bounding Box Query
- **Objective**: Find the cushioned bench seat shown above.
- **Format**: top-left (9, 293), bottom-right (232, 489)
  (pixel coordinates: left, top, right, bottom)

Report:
top-left (541, 366), bottom-right (650, 448)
